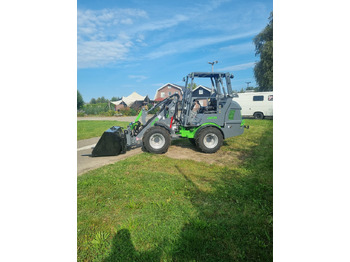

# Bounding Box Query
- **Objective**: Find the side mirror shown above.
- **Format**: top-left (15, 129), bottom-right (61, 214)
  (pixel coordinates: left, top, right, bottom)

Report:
top-left (182, 77), bottom-right (186, 82)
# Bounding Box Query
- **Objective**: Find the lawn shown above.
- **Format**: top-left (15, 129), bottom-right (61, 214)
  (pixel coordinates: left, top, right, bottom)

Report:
top-left (77, 119), bottom-right (273, 261)
top-left (77, 120), bottom-right (130, 140)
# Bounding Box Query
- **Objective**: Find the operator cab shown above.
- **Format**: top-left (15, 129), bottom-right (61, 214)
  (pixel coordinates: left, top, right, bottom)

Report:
top-left (181, 72), bottom-right (238, 126)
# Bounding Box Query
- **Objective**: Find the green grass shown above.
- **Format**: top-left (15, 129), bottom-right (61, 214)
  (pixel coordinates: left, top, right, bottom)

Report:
top-left (77, 119), bottom-right (273, 261)
top-left (77, 121), bottom-right (129, 140)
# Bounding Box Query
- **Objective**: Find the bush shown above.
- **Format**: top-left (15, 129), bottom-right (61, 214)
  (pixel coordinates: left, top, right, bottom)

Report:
top-left (147, 103), bottom-right (160, 114)
top-left (119, 107), bottom-right (138, 116)
top-left (99, 110), bottom-right (115, 116)
top-left (83, 103), bottom-right (109, 115)
top-left (77, 110), bottom-right (85, 117)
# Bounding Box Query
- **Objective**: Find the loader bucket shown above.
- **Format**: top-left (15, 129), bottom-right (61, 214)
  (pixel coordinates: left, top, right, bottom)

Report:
top-left (91, 126), bottom-right (127, 157)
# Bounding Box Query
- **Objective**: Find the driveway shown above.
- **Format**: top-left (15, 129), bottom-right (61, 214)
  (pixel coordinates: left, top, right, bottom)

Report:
top-left (77, 115), bottom-right (155, 176)
top-left (77, 137), bottom-right (143, 176)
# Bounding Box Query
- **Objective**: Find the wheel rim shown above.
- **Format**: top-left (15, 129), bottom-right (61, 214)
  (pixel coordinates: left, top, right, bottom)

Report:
top-left (149, 133), bottom-right (166, 149)
top-left (203, 133), bottom-right (218, 149)
top-left (255, 113), bottom-right (263, 119)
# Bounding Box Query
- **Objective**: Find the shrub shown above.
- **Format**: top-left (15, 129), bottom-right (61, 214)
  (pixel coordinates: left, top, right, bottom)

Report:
top-left (83, 103), bottom-right (109, 115)
top-left (119, 107), bottom-right (138, 116)
top-left (77, 110), bottom-right (85, 117)
top-left (99, 110), bottom-right (115, 116)
top-left (147, 103), bottom-right (160, 114)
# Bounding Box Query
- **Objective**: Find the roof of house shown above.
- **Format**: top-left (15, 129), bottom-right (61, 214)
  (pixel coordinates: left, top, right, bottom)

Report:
top-left (154, 97), bottom-right (165, 102)
top-left (111, 92), bottom-right (146, 107)
top-left (192, 85), bottom-right (212, 92)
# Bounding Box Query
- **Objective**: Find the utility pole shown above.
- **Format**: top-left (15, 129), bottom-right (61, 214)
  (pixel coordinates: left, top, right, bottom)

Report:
top-left (245, 82), bottom-right (251, 89)
top-left (208, 61), bottom-right (218, 72)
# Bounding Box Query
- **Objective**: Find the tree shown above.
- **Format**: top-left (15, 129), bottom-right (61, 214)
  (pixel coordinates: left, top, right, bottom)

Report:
top-left (77, 90), bottom-right (84, 110)
top-left (90, 98), bottom-right (97, 104)
top-left (188, 83), bottom-right (197, 90)
top-left (253, 12), bottom-right (273, 91)
top-left (111, 96), bottom-right (121, 101)
top-left (96, 96), bottom-right (107, 104)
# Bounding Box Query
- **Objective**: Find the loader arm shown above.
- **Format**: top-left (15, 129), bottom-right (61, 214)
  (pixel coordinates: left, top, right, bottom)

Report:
top-left (92, 94), bottom-right (180, 157)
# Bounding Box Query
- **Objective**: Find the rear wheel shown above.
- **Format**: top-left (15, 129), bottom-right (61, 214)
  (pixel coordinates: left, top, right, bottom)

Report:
top-left (196, 127), bottom-right (223, 153)
top-left (143, 126), bottom-right (171, 154)
top-left (254, 112), bottom-right (264, 119)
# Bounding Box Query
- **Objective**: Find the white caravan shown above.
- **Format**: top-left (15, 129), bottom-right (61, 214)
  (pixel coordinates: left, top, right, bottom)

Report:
top-left (232, 91), bottom-right (273, 119)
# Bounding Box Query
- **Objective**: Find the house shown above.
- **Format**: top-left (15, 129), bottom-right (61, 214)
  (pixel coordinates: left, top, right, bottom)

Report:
top-left (112, 100), bottom-right (128, 111)
top-left (111, 92), bottom-right (152, 111)
top-left (154, 83), bottom-right (184, 102)
top-left (130, 96), bottom-right (152, 110)
top-left (191, 85), bottom-right (216, 106)
top-left (153, 83), bottom-right (217, 106)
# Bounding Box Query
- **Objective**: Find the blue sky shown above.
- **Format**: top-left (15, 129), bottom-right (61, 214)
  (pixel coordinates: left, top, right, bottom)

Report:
top-left (77, 0), bottom-right (272, 102)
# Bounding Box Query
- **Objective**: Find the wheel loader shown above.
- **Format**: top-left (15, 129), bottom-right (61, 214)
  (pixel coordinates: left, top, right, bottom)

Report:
top-left (92, 72), bottom-right (249, 157)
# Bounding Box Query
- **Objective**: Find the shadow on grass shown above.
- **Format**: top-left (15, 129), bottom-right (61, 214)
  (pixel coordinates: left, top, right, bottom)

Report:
top-left (170, 128), bottom-right (273, 261)
top-left (104, 229), bottom-right (161, 262)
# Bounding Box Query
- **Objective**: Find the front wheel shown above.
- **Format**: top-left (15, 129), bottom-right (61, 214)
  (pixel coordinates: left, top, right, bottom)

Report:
top-left (142, 126), bottom-right (171, 154)
top-left (196, 127), bottom-right (223, 153)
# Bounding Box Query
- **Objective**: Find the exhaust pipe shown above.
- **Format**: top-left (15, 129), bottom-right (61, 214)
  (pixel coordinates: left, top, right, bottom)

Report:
top-left (92, 126), bottom-right (127, 157)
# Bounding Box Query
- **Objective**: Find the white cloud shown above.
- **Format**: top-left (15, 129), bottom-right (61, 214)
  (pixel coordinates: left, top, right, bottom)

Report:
top-left (77, 9), bottom-right (147, 68)
top-left (77, 8), bottom-right (193, 68)
top-left (219, 42), bottom-right (255, 53)
top-left (218, 62), bottom-right (256, 71)
top-left (77, 2), bottom-right (265, 68)
top-left (145, 31), bottom-right (259, 59)
top-left (121, 18), bottom-right (133, 25)
top-left (77, 8), bottom-right (147, 40)
top-left (151, 83), bottom-right (165, 87)
top-left (136, 14), bottom-right (189, 32)
top-left (77, 8), bottom-right (148, 68)
top-left (128, 75), bottom-right (149, 82)
top-left (78, 40), bottom-right (132, 68)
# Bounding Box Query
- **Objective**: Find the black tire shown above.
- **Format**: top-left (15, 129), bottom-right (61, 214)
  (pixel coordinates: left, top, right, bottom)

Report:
top-left (195, 127), bottom-right (223, 153)
top-left (188, 138), bottom-right (197, 146)
top-left (254, 112), bottom-right (264, 119)
top-left (142, 126), bottom-right (171, 154)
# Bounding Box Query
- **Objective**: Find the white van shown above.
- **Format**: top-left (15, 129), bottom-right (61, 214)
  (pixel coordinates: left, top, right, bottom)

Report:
top-left (232, 91), bottom-right (273, 119)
